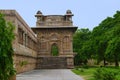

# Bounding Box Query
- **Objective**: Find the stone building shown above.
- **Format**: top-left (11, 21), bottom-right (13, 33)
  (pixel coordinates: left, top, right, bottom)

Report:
top-left (0, 10), bottom-right (77, 72)
top-left (32, 10), bottom-right (77, 69)
top-left (0, 10), bottom-right (38, 73)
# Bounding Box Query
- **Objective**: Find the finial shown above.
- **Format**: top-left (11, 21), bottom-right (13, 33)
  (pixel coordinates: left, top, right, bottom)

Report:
top-left (36, 10), bottom-right (42, 14)
top-left (66, 10), bottom-right (72, 14)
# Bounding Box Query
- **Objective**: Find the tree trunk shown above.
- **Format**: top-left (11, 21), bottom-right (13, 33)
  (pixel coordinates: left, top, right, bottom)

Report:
top-left (9, 75), bottom-right (16, 80)
top-left (115, 59), bottom-right (119, 67)
top-left (103, 57), bottom-right (106, 66)
top-left (115, 54), bottom-right (119, 67)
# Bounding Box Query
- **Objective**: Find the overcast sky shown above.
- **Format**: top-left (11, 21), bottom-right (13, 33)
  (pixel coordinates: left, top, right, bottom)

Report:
top-left (0, 0), bottom-right (120, 30)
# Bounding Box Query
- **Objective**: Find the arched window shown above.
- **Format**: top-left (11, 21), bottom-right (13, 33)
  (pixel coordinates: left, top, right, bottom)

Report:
top-left (40, 36), bottom-right (47, 51)
top-left (63, 36), bottom-right (69, 50)
top-left (51, 43), bottom-right (59, 56)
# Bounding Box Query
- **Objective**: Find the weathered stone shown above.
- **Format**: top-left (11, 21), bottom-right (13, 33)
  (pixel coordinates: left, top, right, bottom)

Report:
top-left (37, 57), bottom-right (67, 69)
top-left (0, 10), bottom-right (37, 73)
top-left (32, 10), bottom-right (77, 69)
top-left (0, 10), bottom-right (77, 72)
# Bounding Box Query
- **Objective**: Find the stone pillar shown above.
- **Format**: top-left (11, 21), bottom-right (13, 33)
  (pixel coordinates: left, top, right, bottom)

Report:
top-left (67, 57), bottom-right (74, 68)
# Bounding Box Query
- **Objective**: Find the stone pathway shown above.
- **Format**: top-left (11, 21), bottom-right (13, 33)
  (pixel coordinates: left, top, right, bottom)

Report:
top-left (17, 69), bottom-right (83, 80)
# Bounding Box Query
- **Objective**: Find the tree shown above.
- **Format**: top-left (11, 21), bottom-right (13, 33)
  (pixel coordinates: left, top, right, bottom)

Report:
top-left (92, 11), bottom-right (120, 66)
top-left (73, 11), bottom-right (120, 67)
top-left (105, 24), bottom-right (120, 67)
top-left (106, 37), bottom-right (120, 67)
top-left (0, 13), bottom-right (16, 80)
top-left (73, 28), bottom-right (91, 65)
top-left (91, 17), bottom-right (114, 65)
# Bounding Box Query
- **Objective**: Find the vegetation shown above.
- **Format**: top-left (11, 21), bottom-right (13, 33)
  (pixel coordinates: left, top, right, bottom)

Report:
top-left (72, 67), bottom-right (96, 80)
top-left (19, 61), bottom-right (28, 67)
top-left (73, 28), bottom-right (92, 65)
top-left (73, 11), bottom-right (120, 67)
top-left (51, 44), bottom-right (59, 56)
top-left (94, 67), bottom-right (120, 80)
top-left (72, 67), bottom-right (120, 80)
top-left (0, 13), bottom-right (16, 80)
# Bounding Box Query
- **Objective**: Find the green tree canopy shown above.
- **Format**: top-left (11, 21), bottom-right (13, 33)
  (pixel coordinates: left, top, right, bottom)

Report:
top-left (73, 11), bottom-right (120, 67)
top-left (73, 28), bottom-right (91, 65)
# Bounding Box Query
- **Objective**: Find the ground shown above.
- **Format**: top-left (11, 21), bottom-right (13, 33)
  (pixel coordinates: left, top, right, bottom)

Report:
top-left (17, 69), bottom-right (83, 80)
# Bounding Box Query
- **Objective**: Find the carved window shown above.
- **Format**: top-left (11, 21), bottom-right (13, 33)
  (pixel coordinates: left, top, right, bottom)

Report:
top-left (18, 28), bottom-right (23, 45)
top-left (63, 36), bottom-right (69, 50)
top-left (23, 33), bottom-right (27, 46)
top-left (27, 36), bottom-right (31, 48)
top-left (40, 36), bottom-right (47, 51)
top-left (25, 35), bottom-right (28, 47)
top-left (33, 41), bottom-right (37, 51)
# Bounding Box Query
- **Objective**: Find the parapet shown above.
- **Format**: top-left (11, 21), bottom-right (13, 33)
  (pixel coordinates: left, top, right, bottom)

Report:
top-left (35, 10), bottom-right (74, 27)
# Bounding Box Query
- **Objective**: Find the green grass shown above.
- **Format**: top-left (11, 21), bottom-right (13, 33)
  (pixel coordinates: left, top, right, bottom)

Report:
top-left (72, 67), bottom-right (120, 80)
top-left (72, 68), bottom-right (96, 80)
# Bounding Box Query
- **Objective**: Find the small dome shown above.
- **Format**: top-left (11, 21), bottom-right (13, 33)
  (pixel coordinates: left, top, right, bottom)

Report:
top-left (36, 10), bottom-right (42, 14)
top-left (66, 10), bottom-right (72, 14)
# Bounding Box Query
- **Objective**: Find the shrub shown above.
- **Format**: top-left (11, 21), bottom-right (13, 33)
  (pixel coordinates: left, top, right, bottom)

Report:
top-left (82, 64), bottom-right (89, 69)
top-left (94, 67), bottom-right (120, 80)
top-left (0, 13), bottom-right (16, 80)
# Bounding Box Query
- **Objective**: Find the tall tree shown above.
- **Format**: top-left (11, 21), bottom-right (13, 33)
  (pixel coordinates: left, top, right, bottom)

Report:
top-left (91, 16), bottom-right (114, 65)
top-left (0, 13), bottom-right (16, 80)
top-left (92, 11), bottom-right (120, 66)
top-left (73, 28), bottom-right (91, 65)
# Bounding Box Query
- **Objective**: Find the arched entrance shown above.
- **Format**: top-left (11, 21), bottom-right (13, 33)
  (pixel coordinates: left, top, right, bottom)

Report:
top-left (51, 43), bottom-right (59, 56)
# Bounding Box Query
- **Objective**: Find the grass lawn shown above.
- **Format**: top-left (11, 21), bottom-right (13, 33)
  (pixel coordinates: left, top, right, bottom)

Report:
top-left (72, 68), bottom-right (96, 80)
top-left (72, 67), bottom-right (120, 80)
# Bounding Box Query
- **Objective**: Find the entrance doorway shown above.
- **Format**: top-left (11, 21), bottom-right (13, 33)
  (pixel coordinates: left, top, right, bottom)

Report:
top-left (51, 43), bottom-right (59, 56)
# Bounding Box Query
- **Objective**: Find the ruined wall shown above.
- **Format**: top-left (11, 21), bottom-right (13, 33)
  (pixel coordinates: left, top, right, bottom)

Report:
top-left (0, 10), bottom-right (38, 73)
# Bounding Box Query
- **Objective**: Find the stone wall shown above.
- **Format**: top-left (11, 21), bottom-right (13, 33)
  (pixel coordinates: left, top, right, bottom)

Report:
top-left (0, 10), bottom-right (77, 71)
top-left (36, 57), bottom-right (67, 69)
top-left (14, 54), bottom-right (36, 73)
top-left (0, 10), bottom-right (38, 73)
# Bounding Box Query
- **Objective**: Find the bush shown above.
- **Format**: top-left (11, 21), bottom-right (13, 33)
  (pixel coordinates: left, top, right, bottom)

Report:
top-left (82, 65), bottom-right (89, 69)
top-left (94, 67), bottom-right (120, 80)
top-left (0, 13), bottom-right (16, 80)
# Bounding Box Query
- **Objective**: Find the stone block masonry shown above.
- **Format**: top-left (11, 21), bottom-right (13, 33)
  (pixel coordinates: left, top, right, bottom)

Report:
top-left (0, 10), bottom-right (38, 73)
top-left (0, 10), bottom-right (77, 73)
top-left (32, 10), bottom-right (77, 69)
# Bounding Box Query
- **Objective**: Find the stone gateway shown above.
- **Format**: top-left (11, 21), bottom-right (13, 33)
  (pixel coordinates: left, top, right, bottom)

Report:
top-left (32, 10), bottom-right (77, 69)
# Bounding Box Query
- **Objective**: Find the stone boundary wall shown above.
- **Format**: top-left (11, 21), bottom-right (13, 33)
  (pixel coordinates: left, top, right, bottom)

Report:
top-left (0, 10), bottom-right (38, 73)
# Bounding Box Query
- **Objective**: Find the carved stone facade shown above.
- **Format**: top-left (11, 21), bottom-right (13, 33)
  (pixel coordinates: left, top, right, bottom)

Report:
top-left (32, 10), bottom-right (77, 69)
top-left (0, 10), bottom-right (77, 71)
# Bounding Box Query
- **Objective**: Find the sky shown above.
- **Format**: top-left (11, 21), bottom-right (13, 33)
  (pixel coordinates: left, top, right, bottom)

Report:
top-left (0, 0), bottom-right (120, 30)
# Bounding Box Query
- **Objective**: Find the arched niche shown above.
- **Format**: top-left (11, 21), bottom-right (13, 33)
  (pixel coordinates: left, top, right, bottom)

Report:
top-left (51, 43), bottom-right (59, 56)
top-left (40, 36), bottom-right (47, 51)
top-left (63, 36), bottom-right (70, 50)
